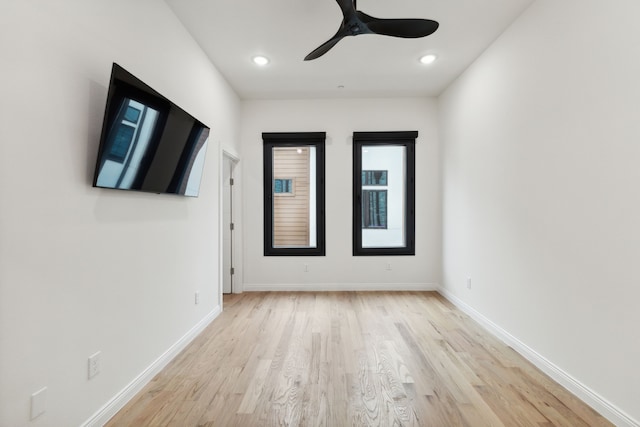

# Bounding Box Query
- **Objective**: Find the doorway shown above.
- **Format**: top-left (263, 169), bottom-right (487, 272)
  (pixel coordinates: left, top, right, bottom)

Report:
top-left (222, 152), bottom-right (238, 294)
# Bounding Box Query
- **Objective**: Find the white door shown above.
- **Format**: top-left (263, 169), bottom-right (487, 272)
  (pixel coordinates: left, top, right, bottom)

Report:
top-left (222, 155), bottom-right (234, 294)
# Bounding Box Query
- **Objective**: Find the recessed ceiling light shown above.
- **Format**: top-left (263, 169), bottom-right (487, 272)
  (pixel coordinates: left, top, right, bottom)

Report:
top-left (419, 54), bottom-right (437, 65)
top-left (252, 56), bottom-right (270, 66)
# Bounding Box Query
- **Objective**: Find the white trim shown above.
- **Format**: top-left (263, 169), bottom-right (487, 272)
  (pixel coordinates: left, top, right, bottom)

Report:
top-left (438, 288), bottom-right (640, 427)
top-left (222, 147), bottom-right (240, 163)
top-left (80, 306), bottom-right (222, 427)
top-left (219, 148), bottom-right (227, 298)
top-left (243, 282), bottom-right (439, 292)
top-left (220, 148), bottom-right (241, 295)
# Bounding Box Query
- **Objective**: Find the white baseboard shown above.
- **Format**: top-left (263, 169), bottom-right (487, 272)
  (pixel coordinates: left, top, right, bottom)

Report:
top-left (243, 282), bottom-right (440, 292)
top-left (438, 288), bottom-right (639, 427)
top-left (80, 306), bottom-right (222, 427)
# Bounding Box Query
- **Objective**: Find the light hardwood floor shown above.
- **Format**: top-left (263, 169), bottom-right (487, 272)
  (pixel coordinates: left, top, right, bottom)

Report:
top-left (106, 292), bottom-right (612, 426)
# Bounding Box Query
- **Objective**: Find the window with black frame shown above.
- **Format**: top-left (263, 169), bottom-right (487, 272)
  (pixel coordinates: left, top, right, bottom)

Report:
top-left (263, 132), bottom-right (326, 256)
top-left (353, 131), bottom-right (416, 256)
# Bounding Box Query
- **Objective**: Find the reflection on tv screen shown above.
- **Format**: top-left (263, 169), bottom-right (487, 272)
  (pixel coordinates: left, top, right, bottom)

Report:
top-left (93, 64), bottom-right (210, 197)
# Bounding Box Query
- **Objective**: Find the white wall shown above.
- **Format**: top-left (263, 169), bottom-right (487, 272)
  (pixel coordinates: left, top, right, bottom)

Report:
top-left (240, 98), bottom-right (441, 290)
top-left (0, 1), bottom-right (240, 426)
top-left (439, 0), bottom-right (640, 424)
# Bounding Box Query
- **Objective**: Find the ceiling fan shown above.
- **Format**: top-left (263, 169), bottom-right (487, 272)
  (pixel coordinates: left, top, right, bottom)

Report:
top-left (304, 0), bottom-right (439, 61)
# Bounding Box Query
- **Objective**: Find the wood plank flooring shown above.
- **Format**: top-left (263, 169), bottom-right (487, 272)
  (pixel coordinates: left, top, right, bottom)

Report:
top-left (106, 292), bottom-right (612, 427)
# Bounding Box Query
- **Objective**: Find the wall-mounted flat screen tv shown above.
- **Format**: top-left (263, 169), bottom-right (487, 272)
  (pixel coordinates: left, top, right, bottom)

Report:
top-left (93, 63), bottom-right (210, 197)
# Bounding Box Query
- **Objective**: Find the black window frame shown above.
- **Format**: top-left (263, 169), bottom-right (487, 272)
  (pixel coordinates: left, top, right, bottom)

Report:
top-left (353, 131), bottom-right (416, 256)
top-left (263, 132), bottom-right (326, 256)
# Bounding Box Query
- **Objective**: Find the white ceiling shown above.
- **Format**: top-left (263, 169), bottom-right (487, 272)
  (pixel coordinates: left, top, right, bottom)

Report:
top-left (164, 0), bottom-right (535, 99)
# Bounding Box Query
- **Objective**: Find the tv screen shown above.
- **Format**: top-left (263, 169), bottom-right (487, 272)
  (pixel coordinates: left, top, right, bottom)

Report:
top-left (93, 63), bottom-right (210, 197)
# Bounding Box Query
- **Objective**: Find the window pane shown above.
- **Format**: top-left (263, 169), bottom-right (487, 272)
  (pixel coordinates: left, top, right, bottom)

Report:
top-left (272, 146), bottom-right (316, 248)
top-left (274, 178), bottom-right (294, 194)
top-left (361, 145), bottom-right (405, 248)
top-left (362, 190), bottom-right (387, 228)
top-left (362, 170), bottom-right (387, 185)
top-left (353, 131), bottom-right (415, 256)
top-left (263, 132), bottom-right (325, 256)
top-left (110, 124), bottom-right (135, 162)
top-left (124, 106), bottom-right (141, 123)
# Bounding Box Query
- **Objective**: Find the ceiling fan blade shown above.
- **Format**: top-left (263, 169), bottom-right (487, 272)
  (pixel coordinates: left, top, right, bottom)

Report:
top-left (335, 0), bottom-right (356, 18)
top-left (304, 33), bottom-right (345, 61)
top-left (358, 11), bottom-right (439, 38)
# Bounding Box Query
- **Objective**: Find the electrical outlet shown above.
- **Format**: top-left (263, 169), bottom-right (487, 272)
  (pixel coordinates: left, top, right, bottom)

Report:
top-left (466, 277), bottom-right (472, 289)
top-left (88, 351), bottom-right (101, 379)
top-left (31, 387), bottom-right (47, 420)
top-left (195, 291), bottom-right (200, 304)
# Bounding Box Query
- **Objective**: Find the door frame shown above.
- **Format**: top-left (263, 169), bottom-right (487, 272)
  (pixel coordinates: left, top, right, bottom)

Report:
top-left (219, 149), bottom-right (240, 305)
